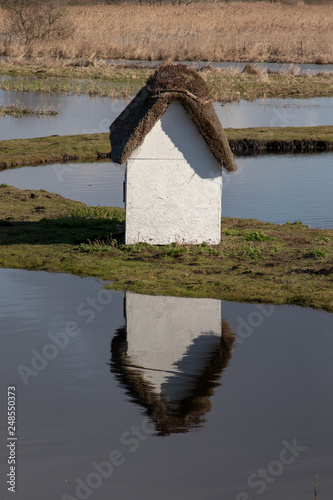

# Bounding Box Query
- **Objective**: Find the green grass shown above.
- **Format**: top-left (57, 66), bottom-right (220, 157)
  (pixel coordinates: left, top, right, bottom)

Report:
top-left (1, 126), bottom-right (332, 170)
top-left (244, 230), bottom-right (270, 242)
top-left (0, 185), bottom-right (332, 312)
top-left (0, 134), bottom-right (111, 169)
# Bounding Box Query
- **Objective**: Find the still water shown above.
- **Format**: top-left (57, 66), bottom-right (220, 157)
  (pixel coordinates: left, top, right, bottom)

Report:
top-left (0, 268), bottom-right (332, 499)
top-left (1, 88), bottom-right (333, 140)
top-left (0, 161), bottom-right (126, 208)
top-left (1, 153), bottom-right (332, 228)
top-left (113, 59), bottom-right (333, 74)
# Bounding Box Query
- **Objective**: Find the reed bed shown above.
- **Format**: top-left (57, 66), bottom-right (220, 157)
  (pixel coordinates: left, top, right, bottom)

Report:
top-left (0, 2), bottom-right (332, 63)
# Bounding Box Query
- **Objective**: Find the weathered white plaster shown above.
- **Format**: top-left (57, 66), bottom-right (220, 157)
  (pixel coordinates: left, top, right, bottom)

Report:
top-left (126, 293), bottom-right (222, 401)
top-left (125, 101), bottom-right (222, 245)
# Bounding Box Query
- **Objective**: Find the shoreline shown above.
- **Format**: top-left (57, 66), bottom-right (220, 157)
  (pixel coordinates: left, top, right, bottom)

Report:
top-left (0, 185), bottom-right (332, 313)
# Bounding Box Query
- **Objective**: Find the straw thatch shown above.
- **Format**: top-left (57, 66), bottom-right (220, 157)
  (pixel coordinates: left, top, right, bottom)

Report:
top-left (110, 64), bottom-right (237, 172)
top-left (110, 319), bottom-right (235, 436)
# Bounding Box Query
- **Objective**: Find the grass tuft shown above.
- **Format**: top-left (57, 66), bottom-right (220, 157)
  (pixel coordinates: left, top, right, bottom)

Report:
top-left (244, 230), bottom-right (270, 242)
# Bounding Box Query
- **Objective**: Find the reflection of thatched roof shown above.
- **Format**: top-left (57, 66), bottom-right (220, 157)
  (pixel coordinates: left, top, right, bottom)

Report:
top-left (110, 64), bottom-right (237, 172)
top-left (110, 320), bottom-right (235, 436)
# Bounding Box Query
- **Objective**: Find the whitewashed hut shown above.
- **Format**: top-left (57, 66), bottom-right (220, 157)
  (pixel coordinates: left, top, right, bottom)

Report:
top-left (111, 292), bottom-right (235, 435)
top-left (110, 64), bottom-right (237, 245)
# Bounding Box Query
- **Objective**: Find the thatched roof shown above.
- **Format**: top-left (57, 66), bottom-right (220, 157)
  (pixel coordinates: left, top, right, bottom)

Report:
top-left (110, 64), bottom-right (237, 172)
top-left (110, 319), bottom-right (235, 436)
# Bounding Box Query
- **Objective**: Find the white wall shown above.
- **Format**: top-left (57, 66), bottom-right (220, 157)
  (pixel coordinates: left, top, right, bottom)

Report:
top-left (125, 101), bottom-right (222, 245)
top-left (126, 293), bottom-right (222, 402)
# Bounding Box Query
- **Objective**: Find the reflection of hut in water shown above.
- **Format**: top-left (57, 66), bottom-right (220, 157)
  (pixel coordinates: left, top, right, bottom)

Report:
top-left (110, 293), bottom-right (235, 436)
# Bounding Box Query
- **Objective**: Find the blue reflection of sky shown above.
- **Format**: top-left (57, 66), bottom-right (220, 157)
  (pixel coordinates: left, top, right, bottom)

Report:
top-left (1, 153), bottom-right (332, 228)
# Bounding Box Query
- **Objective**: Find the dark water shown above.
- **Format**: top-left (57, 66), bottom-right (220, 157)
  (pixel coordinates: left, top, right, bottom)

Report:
top-left (1, 88), bottom-right (333, 140)
top-left (0, 268), bottom-right (332, 500)
top-left (1, 153), bottom-right (332, 229)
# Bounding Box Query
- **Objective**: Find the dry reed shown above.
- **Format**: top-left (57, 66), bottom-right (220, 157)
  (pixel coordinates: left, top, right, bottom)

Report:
top-left (0, 2), bottom-right (332, 63)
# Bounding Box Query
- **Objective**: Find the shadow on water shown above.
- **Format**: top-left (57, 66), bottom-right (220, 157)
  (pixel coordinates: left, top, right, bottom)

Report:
top-left (110, 293), bottom-right (235, 436)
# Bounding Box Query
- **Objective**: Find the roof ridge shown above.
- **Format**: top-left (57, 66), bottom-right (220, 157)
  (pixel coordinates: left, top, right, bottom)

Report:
top-left (149, 88), bottom-right (212, 106)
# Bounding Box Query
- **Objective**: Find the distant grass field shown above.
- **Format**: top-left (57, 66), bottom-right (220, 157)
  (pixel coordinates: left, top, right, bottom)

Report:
top-left (0, 2), bottom-right (332, 63)
top-left (1, 61), bottom-right (333, 102)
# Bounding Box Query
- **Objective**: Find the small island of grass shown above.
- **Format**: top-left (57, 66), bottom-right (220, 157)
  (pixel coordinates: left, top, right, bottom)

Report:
top-left (0, 184), bottom-right (332, 312)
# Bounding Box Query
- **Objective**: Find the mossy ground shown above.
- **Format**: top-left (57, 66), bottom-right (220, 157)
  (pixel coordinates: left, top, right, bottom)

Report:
top-left (0, 185), bottom-right (332, 312)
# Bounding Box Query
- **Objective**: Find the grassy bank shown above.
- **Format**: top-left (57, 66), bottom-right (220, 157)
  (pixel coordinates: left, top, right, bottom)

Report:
top-left (0, 3), bottom-right (332, 63)
top-left (1, 61), bottom-right (333, 102)
top-left (0, 134), bottom-right (110, 169)
top-left (0, 185), bottom-right (332, 312)
top-left (1, 127), bottom-right (333, 170)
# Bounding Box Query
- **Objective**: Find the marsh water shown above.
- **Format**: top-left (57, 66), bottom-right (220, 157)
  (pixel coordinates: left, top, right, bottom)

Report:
top-left (115, 59), bottom-right (333, 74)
top-left (1, 89), bottom-right (333, 140)
top-left (0, 268), bottom-right (333, 500)
top-left (1, 152), bottom-right (332, 229)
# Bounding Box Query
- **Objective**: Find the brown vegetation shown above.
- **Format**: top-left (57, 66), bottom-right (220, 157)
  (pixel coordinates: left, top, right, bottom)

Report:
top-left (0, 2), bottom-right (332, 63)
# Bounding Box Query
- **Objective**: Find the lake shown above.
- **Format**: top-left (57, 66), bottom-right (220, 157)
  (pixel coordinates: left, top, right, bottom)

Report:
top-left (0, 268), bottom-right (332, 500)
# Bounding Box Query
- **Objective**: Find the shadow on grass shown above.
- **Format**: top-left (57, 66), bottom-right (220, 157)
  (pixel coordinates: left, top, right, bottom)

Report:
top-left (0, 213), bottom-right (125, 246)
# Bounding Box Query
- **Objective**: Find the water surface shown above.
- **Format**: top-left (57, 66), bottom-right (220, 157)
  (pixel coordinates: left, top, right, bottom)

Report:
top-left (0, 268), bottom-right (332, 499)
top-left (0, 91), bottom-right (127, 140)
top-left (103, 59), bottom-right (333, 74)
top-left (222, 152), bottom-right (333, 229)
top-left (1, 153), bottom-right (332, 228)
top-left (1, 89), bottom-right (332, 140)
top-left (0, 161), bottom-right (125, 208)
